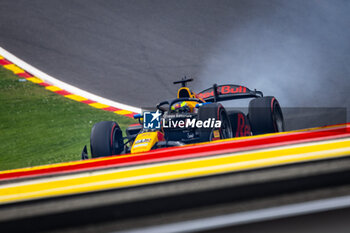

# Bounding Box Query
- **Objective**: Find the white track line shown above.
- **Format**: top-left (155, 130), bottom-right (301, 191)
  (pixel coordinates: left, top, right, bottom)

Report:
top-left (0, 47), bottom-right (141, 113)
top-left (119, 194), bottom-right (350, 233)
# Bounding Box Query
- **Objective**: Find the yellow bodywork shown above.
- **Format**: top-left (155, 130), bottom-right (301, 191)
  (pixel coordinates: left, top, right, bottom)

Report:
top-left (131, 131), bottom-right (159, 153)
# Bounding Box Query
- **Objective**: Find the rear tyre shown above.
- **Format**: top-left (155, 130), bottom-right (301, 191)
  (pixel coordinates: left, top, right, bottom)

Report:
top-left (197, 103), bottom-right (232, 142)
top-left (248, 96), bottom-right (284, 135)
top-left (90, 121), bottom-right (124, 158)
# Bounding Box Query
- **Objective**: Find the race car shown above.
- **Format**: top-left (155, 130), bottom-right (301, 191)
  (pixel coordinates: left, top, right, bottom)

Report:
top-left (83, 77), bottom-right (284, 158)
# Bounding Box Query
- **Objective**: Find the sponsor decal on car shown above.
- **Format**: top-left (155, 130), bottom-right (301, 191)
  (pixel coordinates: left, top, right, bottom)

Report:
top-left (134, 138), bottom-right (151, 144)
top-left (197, 85), bottom-right (247, 99)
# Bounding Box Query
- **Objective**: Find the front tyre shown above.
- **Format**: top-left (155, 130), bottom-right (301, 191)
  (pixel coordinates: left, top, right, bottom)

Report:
top-left (90, 121), bottom-right (124, 158)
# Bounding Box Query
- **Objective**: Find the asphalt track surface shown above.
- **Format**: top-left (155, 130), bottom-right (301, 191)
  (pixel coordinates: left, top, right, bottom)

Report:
top-left (0, 0), bottom-right (349, 121)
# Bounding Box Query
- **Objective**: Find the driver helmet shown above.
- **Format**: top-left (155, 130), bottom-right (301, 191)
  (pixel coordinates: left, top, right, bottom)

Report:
top-left (171, 101), bottom-right (191, 113)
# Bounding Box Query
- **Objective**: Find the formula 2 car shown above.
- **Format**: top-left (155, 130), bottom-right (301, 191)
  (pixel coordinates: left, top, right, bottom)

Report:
top-left (83, 77), bottom-right (284, 158)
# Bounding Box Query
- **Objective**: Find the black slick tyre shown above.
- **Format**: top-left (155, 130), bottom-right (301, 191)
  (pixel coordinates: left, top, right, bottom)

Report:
top-left (248, 96), bottom-right (284, 135)
top-left (90, 121), bottom-right (124, 158)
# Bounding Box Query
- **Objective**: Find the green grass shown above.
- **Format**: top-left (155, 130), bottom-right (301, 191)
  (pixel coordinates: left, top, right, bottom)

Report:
top-left (0, 67), bottom-right (137, 171)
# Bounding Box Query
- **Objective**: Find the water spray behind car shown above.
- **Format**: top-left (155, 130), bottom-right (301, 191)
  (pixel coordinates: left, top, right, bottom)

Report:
top-left (197, 0), bottom-right (350, 122)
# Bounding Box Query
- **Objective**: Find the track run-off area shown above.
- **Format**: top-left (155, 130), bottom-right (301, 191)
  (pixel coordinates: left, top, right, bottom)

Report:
top-left (0, 124), bottom-right (349, 204)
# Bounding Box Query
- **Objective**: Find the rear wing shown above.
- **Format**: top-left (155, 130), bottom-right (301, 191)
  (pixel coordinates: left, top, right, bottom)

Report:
top-left (197, 84), bottom-right (263, 102)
